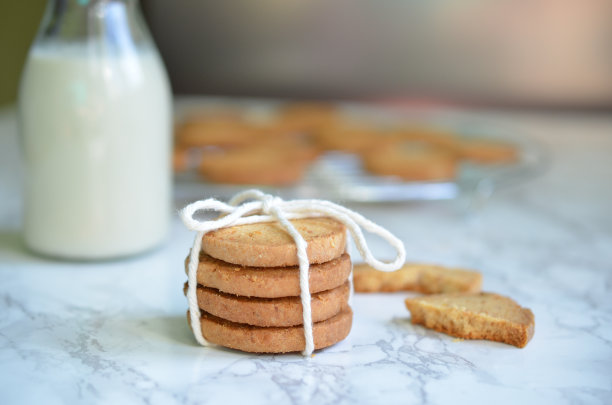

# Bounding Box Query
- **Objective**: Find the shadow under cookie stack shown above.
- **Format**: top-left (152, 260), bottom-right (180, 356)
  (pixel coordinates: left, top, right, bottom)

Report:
top-left (184, 217), bottom-right (353, 353)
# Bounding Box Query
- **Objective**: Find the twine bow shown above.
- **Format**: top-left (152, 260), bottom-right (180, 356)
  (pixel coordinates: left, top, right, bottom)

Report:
top-left (180, 189), bottom-right (406, 356)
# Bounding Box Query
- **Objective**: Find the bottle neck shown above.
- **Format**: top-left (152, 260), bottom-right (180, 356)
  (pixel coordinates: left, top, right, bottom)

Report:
top-left (36, 0), bottom-right (150, 51)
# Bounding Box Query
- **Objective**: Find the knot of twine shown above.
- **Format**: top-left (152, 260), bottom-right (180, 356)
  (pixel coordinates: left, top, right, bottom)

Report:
top-left (180, 189), bottom-right (406, 356)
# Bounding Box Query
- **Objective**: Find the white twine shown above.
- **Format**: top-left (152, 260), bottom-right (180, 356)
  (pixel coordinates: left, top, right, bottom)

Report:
top-left (180, 189), bottom-right (406, 356)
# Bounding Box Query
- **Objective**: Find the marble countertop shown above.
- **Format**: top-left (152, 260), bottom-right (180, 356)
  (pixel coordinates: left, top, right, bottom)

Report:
top-left (1, 105), bottom-right (611, 405)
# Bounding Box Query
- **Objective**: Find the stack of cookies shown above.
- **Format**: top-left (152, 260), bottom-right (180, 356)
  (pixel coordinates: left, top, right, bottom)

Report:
top-left (185, 217), bottom-right (354, 353)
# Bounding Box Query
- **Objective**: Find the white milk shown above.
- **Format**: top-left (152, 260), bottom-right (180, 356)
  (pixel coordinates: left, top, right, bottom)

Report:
top-left (18, 45), bottom-right (171, 259)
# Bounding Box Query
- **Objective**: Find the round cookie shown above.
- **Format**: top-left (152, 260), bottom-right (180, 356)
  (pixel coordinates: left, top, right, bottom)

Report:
top-left (198, 142), bottom-right (316, 186)
top-left (193, 307), bottom-right (353, 353)
top-left (392, 127), bottom-right (458, 149)
top-left (315, 123), bottom-right (380, 153)
top-left (363, 141), bottom-right (457, 181)
top-left (176, 117), bottom-right (255, 148)
top-left (173, 146), bottom-right (189, 172)
top-left (276, 102), bottom-right (338, 133)
top-left (189, 282), bottom-right (350, 327)
top-left (186, 252), bottom-right (352, 298)
top-left (456, 138), bottom-right (518, 164)
top-left (201, 217), bottom-right (347, 267)
top-left (199, 153), bottom-right (309, 186)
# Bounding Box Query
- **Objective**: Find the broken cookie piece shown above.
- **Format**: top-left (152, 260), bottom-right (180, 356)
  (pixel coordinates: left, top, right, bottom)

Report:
top-left (405, 292), bottom-right (535, 348)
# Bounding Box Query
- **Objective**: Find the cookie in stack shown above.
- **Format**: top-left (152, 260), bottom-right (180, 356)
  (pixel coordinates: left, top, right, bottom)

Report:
top-left (184, 217), bottom-right (353, 353)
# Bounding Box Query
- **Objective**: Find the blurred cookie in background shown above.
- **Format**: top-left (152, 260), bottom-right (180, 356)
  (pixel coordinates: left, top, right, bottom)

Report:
top-left (456, 138), bottom-right (518, 164)
top-left (363, 141), bottom-right (458, 182)
top-left (276, 102), bottom-right (339, 134)
top-left (314, 123), bottom-right (381, 154)
top-left (175, 116), bottom-right (256, 149)
top-left (198, 141), bottom-right (316, 186)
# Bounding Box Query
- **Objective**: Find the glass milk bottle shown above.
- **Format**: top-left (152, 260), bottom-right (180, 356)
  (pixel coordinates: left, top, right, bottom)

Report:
top-left (18, 0), bottom-right (171, 259)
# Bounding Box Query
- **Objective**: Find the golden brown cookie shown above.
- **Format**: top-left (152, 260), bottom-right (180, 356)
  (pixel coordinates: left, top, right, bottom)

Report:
top-left (246, 119), bottom-right (313, 139)
top-left (175, 117), bottom-right (256, 148)
top-left (173, 146), bottom-right (190, 172)
top-left (198, 143), bottom-right (315, 186)
top-left (186, 252), bottom-right (352, 298)
top-left (276, 102), bottom-right (339, 133)
top-left (314, 123), bottom-right (381, 153)
top-left (405, 292), bottom-right (534, 348)
top-left (392, 127), bottom-right (458, 149)
top-left (363, 141), bottom-right (457, 181)
top-left (353, 263), bottom-right (482, 294)
top-left (243, 136), bottom-right (321, 163)
top-left (201, 217), bottom-right (347, 267)
top-left (193, 306), bottom-right (353, 353)
top-left (456, 139), bottom-right (518, 164)
top-left (186, 282), bottom-right (350, 327)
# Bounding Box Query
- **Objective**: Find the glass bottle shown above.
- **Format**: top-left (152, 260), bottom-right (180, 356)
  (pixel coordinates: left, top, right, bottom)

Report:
top-left (18, 0), bottom-right (172, 259)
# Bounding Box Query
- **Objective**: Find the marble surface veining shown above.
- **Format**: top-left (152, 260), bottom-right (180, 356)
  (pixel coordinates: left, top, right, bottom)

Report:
top-left (0, 106), bottom-right (611, 404)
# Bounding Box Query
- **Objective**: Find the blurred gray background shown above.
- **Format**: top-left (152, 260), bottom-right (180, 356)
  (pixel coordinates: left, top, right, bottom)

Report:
top-left (3, 0), bottom-right (612, 107)
top-left (142, 0), bottom-right (612, 106)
